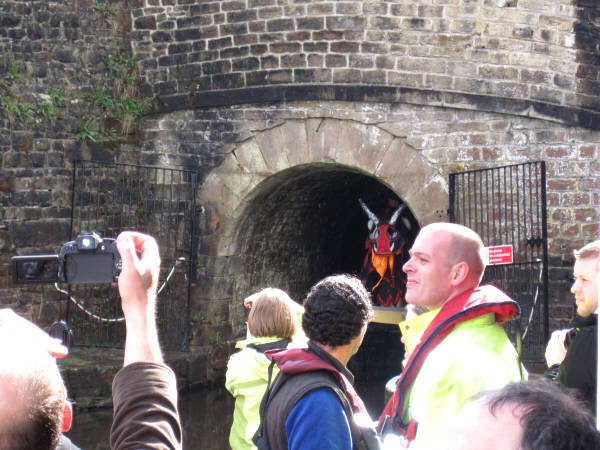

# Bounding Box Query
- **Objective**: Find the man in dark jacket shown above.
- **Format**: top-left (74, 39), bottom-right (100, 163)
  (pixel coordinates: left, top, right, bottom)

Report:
top-left (545, 240), bottom-right (599, 415)
top-left (255, 274), bottom-right (376, 450)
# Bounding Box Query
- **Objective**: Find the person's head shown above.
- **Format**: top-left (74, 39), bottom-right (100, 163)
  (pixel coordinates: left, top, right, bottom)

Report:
top-left (571, 240), bottom-right (600, 318)
top-left (246, 288), bottom-right (297, 339)
top-left (402, 223), bottom-right (486, 310)
top-left (0, 337), bottom-right (69, 450)
top-left (302, 274), bottom-right (373, 355)
top-left (441, 379), bottom-right (600, 450)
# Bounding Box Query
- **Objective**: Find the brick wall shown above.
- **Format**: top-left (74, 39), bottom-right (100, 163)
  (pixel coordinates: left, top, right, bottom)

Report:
top-left (0, 0), bottom-right (133, 324)
top-left (0, 0), bottom-right (598, 382)
top-left (132, 0), bottom-right (600, 127)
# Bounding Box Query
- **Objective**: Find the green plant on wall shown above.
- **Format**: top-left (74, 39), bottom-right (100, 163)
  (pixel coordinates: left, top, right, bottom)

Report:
top-left (211, 331), bottom-right (224, 348)
top-left (76, 118), bottom-right (100, 142)
top-left (104, 127), bottom-right (118, 137)
top-left (1, 97), bottom-right (34, 124)
top-left (36, 99), bottom-right (58, 122)
top-left (93, 0), bottom-right (116, 16)
top-left (36, 101), bottom-right (56, 122)
top-left (0, 16), bottom-right (150, 143)
top-left (76, 38), bottom-right (150, 138)
top-left (193, 314), bottom-right (206, 324)
top-left (0, 63), bottom-right (32, 124)
top-left (89, 86), bottom-right (114, 110)
top-left (1, 65), bottom-right (68, 126)
top-left (116, 97), bottom-right (149, 134)
top-left (48, 86), bottom-right (66, 104)
top-left (35, 87), bottom-right (66, 123)
top-left (5, 61), bottom-right (24, 84)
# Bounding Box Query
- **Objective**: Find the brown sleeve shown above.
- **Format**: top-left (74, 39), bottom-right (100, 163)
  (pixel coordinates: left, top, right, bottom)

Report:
top-left (110, 362), bottom-right (183, 450)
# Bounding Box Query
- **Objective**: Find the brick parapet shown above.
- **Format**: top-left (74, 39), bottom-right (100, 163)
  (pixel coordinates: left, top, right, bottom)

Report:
top-left (129, 0), bottom-right (600, 127)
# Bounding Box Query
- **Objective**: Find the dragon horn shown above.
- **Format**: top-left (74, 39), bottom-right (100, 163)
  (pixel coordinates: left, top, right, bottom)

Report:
top-left (389, 204), bottom-right (406, 225)
top-left (358, 198), bottom-right (379, 225)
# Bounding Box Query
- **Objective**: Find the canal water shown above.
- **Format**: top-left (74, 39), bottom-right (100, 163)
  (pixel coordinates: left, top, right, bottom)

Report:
top-left (66, 378), bottom-right (389, 449)
top-left (66, 385), bottom-right (235, 450)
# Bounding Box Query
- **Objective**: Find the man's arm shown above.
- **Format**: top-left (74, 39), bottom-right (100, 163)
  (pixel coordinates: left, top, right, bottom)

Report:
top-left (117, 231), bottom-right (162, 366)
top-left (110, 231), bottom-right (182, 450)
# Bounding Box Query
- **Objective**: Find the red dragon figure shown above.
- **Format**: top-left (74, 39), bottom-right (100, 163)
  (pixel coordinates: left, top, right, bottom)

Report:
top-left (359, 198), bottom-right (411, 307)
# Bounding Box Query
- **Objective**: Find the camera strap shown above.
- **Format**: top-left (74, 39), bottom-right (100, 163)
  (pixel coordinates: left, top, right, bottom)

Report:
top-left (55, 283), bottom-right (124, 323)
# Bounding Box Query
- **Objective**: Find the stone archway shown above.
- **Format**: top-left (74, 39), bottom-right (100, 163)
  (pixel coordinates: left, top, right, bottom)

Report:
top-left (196, 117), bottom-right (447, 333)
top-left (200, 118), bottom-right (447, 237)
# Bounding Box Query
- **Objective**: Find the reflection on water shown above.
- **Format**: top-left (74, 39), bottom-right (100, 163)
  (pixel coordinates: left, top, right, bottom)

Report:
top-left (180, 386), bottom-right (234, 450)
top-left (66, 407), bottom-right (112, 450)
top-left (67, 385), bottom-right (234, 450)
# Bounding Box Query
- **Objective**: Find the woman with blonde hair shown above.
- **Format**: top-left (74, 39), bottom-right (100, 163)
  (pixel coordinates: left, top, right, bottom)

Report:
top-left (225, 288), bottom-right (305, 450)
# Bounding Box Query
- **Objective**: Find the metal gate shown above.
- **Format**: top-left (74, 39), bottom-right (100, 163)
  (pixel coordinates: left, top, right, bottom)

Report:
top-left (62, 160), bottom-right (199, 351)
top-left (449, 161), bottom-right (549, 367)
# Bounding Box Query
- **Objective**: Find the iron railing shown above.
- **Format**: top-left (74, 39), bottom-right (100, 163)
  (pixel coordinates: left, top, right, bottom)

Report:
top-left (62, 160), bottom-right (199, 351)
top-left (449, 161), bottom-right (549, 365)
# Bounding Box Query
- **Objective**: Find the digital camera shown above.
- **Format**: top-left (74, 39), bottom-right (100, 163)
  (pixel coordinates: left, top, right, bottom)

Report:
top-left (12, 232), bottom-right (122, 284)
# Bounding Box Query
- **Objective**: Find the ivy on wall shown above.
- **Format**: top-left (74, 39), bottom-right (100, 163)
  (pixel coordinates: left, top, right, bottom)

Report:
top-left (0, 62), bottom-right (65, 126)
top-left (76, 38), bottom-right (151, 142)
top-left (0, 3), bottom-right (149, 144)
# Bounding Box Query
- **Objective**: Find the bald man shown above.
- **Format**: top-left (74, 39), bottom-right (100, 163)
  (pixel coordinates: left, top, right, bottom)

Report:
top-left (379, 223), bottom-right (525, 447)
top-left (0, 309), bottom-right (73, 450)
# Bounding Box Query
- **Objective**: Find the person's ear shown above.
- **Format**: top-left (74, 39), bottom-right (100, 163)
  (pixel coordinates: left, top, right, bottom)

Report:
top-left (62, 400), bottom-right (73, 433)
top-left (450, 262), bottom-right (469, 286)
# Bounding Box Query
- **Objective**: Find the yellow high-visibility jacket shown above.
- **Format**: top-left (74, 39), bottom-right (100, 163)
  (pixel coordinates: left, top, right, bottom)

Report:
top-left (225, 305), bottom-right (306, 450)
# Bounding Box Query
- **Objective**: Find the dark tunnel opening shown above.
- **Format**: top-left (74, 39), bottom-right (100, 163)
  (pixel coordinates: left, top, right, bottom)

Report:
top-left (233, 163), bottom-right (420, 416)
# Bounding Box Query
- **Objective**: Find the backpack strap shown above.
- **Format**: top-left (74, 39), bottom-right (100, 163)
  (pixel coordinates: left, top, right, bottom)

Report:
top-left (252, 360), bottom-right (278, 450)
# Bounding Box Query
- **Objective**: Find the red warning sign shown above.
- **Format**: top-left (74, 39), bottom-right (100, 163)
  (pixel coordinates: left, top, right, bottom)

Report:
top-left (487, 245), bottom-right (513, 265)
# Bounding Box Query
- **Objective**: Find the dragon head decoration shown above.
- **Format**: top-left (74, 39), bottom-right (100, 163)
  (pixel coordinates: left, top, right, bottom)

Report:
top-left (359, 198), bottom-right (412, 307)
top-left (359, 198), bottom-right (411, 255)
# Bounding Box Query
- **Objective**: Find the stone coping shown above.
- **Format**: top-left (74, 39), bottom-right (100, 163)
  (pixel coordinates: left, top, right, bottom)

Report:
top-left (152, 84), bottom-right (600, 131)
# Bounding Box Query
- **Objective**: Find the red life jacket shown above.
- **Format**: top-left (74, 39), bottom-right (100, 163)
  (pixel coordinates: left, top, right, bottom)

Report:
top-left (377, 285), bottom-right (520, 440)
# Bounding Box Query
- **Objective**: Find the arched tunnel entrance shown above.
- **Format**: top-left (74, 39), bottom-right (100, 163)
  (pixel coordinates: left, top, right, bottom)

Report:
top-left (230, 163), bottom-right (420, 415)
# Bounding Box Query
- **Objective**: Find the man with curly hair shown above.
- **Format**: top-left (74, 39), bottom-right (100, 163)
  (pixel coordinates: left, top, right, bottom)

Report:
top-left (253, 274), bottom-right (377, 450)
